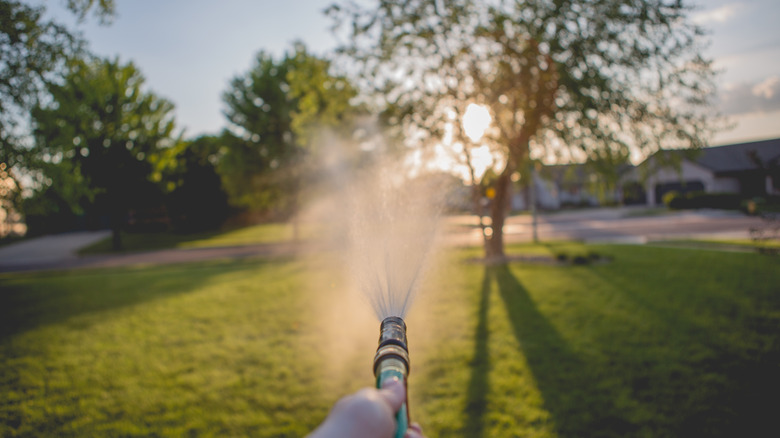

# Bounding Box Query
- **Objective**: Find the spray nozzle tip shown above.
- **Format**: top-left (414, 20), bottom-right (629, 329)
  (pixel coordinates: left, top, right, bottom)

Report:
top-left (379, 316), bottom-right (408, 350)
top-left (374, 315), bottom-right (410, 377)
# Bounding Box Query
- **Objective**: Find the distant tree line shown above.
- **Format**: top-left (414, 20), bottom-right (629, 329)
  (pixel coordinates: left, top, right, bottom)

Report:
top-left (1, 1), bottom-right (363, 250)
top-left (2, 0), bottom-right (717, 259)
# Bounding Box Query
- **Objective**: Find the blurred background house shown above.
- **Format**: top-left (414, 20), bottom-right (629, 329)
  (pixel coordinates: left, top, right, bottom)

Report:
top-left (512, 137), bottom-right (780, 211)
top-left (633, 137), bottom-right (780, 206)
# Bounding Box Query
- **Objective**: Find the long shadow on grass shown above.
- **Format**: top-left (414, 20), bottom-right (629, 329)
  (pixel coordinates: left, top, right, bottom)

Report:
top-left (585, 263), bottom-right (780, 437)
top-left (491, 265), bottom-right (635, 438)
top-left (462, 270), bottom-right (491, 436)
top-left (0, 258), bottom-right (287, 341)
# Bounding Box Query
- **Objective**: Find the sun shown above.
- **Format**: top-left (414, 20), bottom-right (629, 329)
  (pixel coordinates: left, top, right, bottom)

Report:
top-left (407, 103), bottom-right (497, 184)
top-left (462, 103), bottom-right (492, 143)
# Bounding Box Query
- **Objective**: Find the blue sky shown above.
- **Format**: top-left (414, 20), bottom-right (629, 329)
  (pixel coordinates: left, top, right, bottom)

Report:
top-left (44, 0), bottom-right (780, 147)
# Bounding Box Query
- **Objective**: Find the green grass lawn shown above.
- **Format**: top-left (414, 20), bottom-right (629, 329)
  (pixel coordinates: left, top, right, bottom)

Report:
top-left (653, 238), bottom-right (780, 251)
top-left (1, 244), bottom-right (778, 437)
top-left (77, 222), bottom-right (318, 254)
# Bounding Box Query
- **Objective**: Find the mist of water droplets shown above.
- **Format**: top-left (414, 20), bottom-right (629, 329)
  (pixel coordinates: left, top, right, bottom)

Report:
top-left (347, 164), bottom-right (444, 320)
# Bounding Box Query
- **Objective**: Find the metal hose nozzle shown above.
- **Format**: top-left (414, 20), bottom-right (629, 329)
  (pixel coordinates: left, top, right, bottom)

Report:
top-left (374, 316), bottom-right (410, 438)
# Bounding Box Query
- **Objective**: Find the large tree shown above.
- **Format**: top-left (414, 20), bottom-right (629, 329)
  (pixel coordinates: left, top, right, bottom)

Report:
top-left (329, 0), bottom-right (717, 260)
top-left (221, 42), bottom-right (359, 230)
top-left (30, 57), bottom-right (176, 249)
top-left (0, 0), bottom-right (114, 205)
top-left (156, 135), bottom-right (231, 232)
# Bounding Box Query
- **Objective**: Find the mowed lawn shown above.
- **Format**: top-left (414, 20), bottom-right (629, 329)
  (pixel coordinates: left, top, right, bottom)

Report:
top-left (1, 244), bottom-right (778, 437)
top-left (78, 223), bottom-right (322, 254)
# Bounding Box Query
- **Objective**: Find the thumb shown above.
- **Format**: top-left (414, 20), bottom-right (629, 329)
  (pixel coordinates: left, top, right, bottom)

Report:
top-left (378, 377), bottom-right (406, 412)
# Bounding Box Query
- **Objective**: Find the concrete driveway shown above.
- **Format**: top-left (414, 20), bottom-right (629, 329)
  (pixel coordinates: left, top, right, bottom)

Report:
top-left (0, 207), bottom-right (768, 273)
top-left (0, 230), bottom-right (110, 272)
top-left (0, 231), bottom-right (306, 274)
top-left (444, 207), bottom-right (766, 246)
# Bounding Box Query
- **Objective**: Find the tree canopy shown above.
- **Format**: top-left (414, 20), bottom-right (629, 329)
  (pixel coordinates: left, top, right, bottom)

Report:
top-left (0, 0), bottom-right (115, 168)
top-left (329, 0), bottom-right (717, 259)
top-left (156, 134), bottom-right (231, 232)
top-left (1, 0), bottom-right (116, 231)
top-left (220, 42), bottom-right (359, 216)
top-left (30, 57), bottom-right (177, 247)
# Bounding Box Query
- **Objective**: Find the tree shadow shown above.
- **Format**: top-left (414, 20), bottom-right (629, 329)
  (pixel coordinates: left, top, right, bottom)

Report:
top-left (489, 264), bottom-right (637, 438)
top-left (462, 269), bottom-right (491, 436)
top-left (584, 264), bottom-right (780, 437)
top-left (0, 257), bottom-right (292, 342)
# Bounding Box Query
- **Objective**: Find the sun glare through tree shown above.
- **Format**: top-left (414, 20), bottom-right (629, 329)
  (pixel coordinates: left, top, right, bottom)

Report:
top-left (462, 103), bottom-right (491, 143)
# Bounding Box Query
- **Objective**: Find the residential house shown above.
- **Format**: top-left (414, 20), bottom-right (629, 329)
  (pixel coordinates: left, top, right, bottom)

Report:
top-left (632, 137), bottom-right (780, 206)
top-left (508, 137), bottom-right (780, 211)
top-left (511, 163), bottom-right (629, 211)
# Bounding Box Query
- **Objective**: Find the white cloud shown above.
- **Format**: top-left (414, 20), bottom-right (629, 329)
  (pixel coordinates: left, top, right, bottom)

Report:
top-left (712, 109), bottom-right (780, 145)
top-left (692, 3), bottom-right (739, 25)
top-left (719, 75), bottom-right (780, 115)
top-left (752, 76), bottom-right (780, 99)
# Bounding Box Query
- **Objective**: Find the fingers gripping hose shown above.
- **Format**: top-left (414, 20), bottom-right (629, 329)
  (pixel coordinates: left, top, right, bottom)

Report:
top-left (374, 316), bottom-right (410, 438)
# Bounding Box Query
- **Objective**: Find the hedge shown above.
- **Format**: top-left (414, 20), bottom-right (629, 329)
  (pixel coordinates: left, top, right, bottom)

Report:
top-left (667, 192), bottom-right (743, 210)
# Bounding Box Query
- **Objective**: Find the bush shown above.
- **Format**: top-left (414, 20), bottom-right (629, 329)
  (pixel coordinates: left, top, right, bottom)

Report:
top-left (743, 196), bottom-right (780, 215)
top-left (662, 190), bottom-right (681, 208)
top-left (668, 192), bottom-right (743, 210)
top-left (572, 255), bottom-right (590, 265)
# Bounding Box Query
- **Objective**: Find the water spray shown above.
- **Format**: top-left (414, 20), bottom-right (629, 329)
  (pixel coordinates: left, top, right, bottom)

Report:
top-left (338, 161), bottom-right (446, 436)
top-left (374, 316), bottom-right (410, 438)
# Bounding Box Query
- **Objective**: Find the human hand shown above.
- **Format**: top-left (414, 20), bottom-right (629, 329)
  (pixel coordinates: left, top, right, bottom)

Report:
top-left (308, 378), bottom-right (425, 438)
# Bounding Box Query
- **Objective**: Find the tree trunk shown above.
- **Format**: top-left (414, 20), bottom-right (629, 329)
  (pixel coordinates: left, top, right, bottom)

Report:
top-left (470, 184), bottom-right (488, 241)
top-left (111, 226), bottom-right (122, 251)
top-left (484, 169), bottom-right (513, 261)
top-left (110, 210), bottom-right (123, 251)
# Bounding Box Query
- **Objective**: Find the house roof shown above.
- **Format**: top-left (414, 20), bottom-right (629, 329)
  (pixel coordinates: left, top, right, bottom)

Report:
top-left (687, 138), bottom-right (780, 173)
top-left (541, 162), bottom-right (634, 184)
top-left (542, 138), bottom-right (780, 180)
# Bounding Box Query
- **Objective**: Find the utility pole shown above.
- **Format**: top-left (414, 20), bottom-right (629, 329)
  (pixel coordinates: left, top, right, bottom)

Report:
top-left (530, 164), bottom-right (539, 243)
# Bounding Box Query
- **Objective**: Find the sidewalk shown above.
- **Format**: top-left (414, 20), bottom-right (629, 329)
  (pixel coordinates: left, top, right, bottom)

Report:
top-left (0, 231), bottom-right (110, 272)
top-left (0, 232), bottom-right (307, 274)
top-left (0, 207), bottom-right (764, 273)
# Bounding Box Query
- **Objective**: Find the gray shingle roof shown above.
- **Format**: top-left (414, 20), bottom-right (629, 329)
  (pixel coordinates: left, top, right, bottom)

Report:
top-left (692, 138), bottom-right (780, 173)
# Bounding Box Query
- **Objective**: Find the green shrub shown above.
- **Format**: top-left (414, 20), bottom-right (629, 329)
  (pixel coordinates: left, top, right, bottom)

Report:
top-left (743, 196), bottom-right (780, 215)
top-left (668, 192), bottom-right (743, 210)
top-left (572, 255), bottom-right (590, 265)
top-left (663, 190), bottom-right (681, 208)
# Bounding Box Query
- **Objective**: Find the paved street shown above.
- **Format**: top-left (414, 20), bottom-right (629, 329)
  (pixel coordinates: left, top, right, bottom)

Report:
top-left (0, 231), bottom-right (110, 271)
top-left (0, 237), bottom-right (305, 273)
top-left (0, 207), bottom-right (769, 273)
top-left (443, 207), bottom-right (767, 246)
